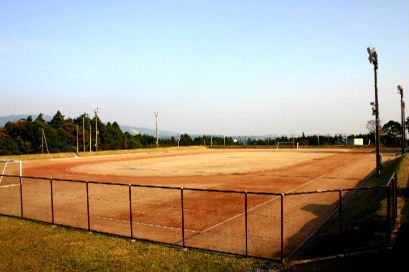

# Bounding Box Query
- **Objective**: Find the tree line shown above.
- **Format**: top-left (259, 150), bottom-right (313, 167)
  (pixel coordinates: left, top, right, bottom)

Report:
top-left (0, 111), bottom-right (407, 155)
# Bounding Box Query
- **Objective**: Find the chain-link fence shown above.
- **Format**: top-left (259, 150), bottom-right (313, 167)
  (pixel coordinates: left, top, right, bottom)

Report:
top-left (0, 173), bottom-right (398, 261)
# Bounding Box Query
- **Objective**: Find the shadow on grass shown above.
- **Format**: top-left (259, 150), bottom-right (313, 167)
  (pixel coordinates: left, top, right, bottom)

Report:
top-left (283, 156), bottom-right (409, 272)
top-left (289, 157), bottom-right (403, 260)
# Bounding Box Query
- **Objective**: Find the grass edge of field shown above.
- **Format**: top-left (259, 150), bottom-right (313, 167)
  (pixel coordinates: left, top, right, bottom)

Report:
top-left (0, 218), bottom-right (281, 272)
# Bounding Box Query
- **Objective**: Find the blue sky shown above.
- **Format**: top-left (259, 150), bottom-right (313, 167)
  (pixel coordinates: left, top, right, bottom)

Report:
top-left (0, 0), bottom-right (408, 135)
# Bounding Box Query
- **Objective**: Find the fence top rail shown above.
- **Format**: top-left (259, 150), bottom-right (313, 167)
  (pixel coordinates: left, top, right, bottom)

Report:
top-left (284, 186), bottom-right (389, 196)
top-left (385, 172), bottom-right (397, 187)
top-left (1, 171), bottom-right (396, 196)
top-left (0, 174), bottom-right (281, 195)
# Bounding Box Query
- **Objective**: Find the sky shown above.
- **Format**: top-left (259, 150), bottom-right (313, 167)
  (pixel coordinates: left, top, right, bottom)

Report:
top-left (0, 0), bottom-right (408, 136)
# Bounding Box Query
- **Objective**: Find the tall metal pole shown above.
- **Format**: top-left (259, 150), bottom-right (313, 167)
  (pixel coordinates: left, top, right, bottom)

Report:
top-left (368, 47), bottom-right (382, 176)
top-left (93, 107), bottom-right (99, 152)
top-left (76, 124), bottom-right (79, 153)
top-left (398, 85), bottom-right (405, 155)
top-left (374, 59), bottom-right (381, 176)
top-left (41, 128), bottom-right (44, 154)
top-left (95, 116), bottom-right (98, 152)
top-left (83, 116), bottom-right (85, 153)
top-left (89, 124), bottom-right (92, 152)
top-left (154, 112), bottom-right (159, 148)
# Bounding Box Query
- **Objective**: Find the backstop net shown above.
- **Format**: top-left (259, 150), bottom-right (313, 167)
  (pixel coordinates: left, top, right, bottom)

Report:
top-left (276, 142), bottom-right (300, 149)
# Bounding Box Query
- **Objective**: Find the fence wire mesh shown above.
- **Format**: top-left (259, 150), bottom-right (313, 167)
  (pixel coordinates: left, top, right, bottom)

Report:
top-left (131, 187), bottom-right (181, 245)
top-left (341, 188), bottom-right (390, 252)
top-left (284, 191), bottom-right (339, 258)
top-left (0, 173), bottom-right (398, 261)
top-left (21, 177), bottom-right (52, 222)
top-left (53, 180), bottom-right (88, 229)
top-left (247, 193), bottom-right (281, 258)
top-left (0, 175), bottom-right (20, 216)
top-left (183, 190), bottom-right (246, 255)
top-left (88, 182), bottom-right (130, 236)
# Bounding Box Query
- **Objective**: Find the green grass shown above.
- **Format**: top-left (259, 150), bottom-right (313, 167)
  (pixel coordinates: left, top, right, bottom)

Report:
top-left (0, 216), bottom-right (280, 272)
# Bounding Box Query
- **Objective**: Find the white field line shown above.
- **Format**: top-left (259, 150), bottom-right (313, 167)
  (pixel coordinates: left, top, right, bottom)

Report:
top-left (0, 162), bottom-right (8, 184)
top-left (0, 184), bottom-right (20, 188)
top-left (188, 157), bottom-right (361, 238)
top-left (91, 214), bottom-right (199, 233)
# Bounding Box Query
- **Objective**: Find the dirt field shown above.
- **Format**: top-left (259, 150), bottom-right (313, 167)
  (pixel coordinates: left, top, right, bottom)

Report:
top-left (0, 148), bottom-right (395, 258)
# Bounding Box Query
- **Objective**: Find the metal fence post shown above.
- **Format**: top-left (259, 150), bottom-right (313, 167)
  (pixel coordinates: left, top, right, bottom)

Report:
top-left (86, 182), bottom-right (90, 231)
top-left (386, 186), bottom-right (391, 244)
top-left (280, 193), bottom-right (284, 262)
top-left (19, 176), bottom-right (23, 218)
top-left (245, 191), bottom-right (248, 256)
top-left (339, 189), bottom-right (343, 236)
top-left (394, 173), bottom-right (398, 222)
top-left (129, 185), bottom-right (133, 238)
top-left (181, 188), bottom-right (185, 247)
top-left (50, 178), bottom-right (54, 224)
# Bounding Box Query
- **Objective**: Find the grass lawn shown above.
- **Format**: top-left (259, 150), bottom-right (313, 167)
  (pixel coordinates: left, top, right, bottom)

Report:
top-left (0, 216), bottom-right (280, 272)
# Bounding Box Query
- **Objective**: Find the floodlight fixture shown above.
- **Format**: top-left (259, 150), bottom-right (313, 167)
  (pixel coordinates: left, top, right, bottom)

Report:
top-left (92, 107), bottom-right (100, 152)
top-left (154, 111), bottom-right (159, 147)
top-left (367, 47), bottom-right (378, 66)
top-left (398, 85), bottom-right (403, 95)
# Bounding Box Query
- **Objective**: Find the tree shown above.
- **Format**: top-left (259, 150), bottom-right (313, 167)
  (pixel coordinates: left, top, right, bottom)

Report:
top-left (366, 120), bottom-right (376, 135)
top-left (381, 120), bottom-right (401, 146)
top-left (179, 134), bottom-right (193, 146)
top-left (50, 111), bottom-right (65, 129)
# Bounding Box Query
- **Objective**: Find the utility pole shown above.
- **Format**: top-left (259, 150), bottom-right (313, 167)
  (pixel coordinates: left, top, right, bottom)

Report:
top-left (41, 129), bottom-right (49, 154)
top-left (398, 85), bottom-right (406, 155)
top-left (292, 134), bottom-right (294, 148)
top-left (76, 124), bottom-right (79, 153)
top-left (41, 128), bottom-right (44, 154)
top-left (83, 116), bottom-right (85, 153)
top-left (93, 107), bottom-right (100, 152)
top-left (89, 124), bottom-right (92, 152)
top-left (368, 47), bottom-right (382, 176)
top-left (154, 111), bottom-right (159, 148)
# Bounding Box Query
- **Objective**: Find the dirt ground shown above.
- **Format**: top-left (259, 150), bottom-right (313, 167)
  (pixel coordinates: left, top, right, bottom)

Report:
top-left (0, 148), bottom-right (395, 258)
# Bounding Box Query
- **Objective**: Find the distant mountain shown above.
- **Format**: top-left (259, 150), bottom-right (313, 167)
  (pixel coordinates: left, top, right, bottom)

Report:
top-left (0, 114), bottom-right (52, 127)
top-left (120, 125), bottom-right (181, 138)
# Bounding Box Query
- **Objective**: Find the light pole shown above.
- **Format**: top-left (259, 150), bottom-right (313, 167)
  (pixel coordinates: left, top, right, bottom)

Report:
top-left (154, 112), bottom-right (159, 148)
top-left (367, 47), bottom-right (382, 176)
top-left (398, 85), bottom-right (406, 155)
top-left (83, 116), bottom-right (85, 153)
top-left (93, 107), bottom-right (100, 152)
